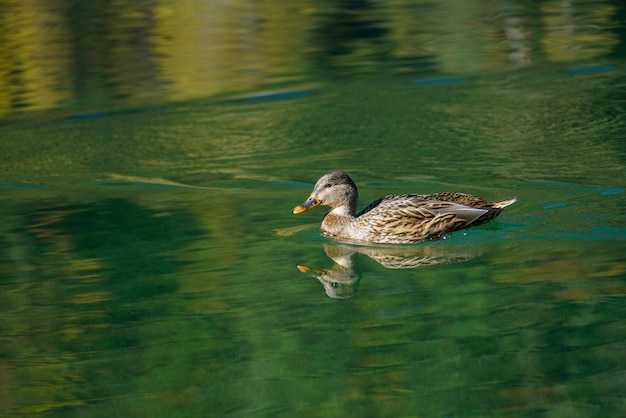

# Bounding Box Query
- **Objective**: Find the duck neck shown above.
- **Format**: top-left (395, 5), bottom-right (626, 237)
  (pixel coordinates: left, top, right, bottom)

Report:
top-left (321, 206), bottom-right (356, 237)
top-left (330, 205), bottom-right (356, 218)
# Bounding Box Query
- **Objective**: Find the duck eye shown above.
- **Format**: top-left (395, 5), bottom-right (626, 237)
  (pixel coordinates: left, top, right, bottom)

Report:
top-left (324, 183), bottom-right (332, 188)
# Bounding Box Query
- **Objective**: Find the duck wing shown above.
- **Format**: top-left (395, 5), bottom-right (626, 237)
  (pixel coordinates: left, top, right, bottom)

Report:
top-left (356, 195), bottom-right (490, 242)
top-left (359, 194), bottom-right (487, 221)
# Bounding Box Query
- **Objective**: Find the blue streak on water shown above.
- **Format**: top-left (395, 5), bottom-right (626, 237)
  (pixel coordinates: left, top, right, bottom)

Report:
top-left (514, 227), bottom-right (626, 240)
top-left (562, 227), bottom-right (626, 240)
top-left (542, 202), bottom-right (567, 209)
top-left (233, 90), bottom-right (315, 101)
top-left (602, 188), bottom-right (623, 195)
top-left (68, 108), bottom-right (146, 119)
top-left (70, 111), bottom-right (110, 119)
top-left (567, 65), bottom-right (614, 72)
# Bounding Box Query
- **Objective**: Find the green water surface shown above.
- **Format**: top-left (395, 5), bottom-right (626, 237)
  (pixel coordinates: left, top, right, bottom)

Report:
top-left (1, 1), bottom-right (626, 417)
top-left (2, 69), bottom-right (625, 417)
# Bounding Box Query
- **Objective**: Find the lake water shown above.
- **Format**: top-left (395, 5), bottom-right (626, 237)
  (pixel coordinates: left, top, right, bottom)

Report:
top-left (1, 1), bottom-right (626, 417)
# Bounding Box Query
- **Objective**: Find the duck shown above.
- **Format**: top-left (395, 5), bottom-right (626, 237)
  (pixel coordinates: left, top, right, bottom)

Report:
top-left (292, 171), bottom-right (516, 244)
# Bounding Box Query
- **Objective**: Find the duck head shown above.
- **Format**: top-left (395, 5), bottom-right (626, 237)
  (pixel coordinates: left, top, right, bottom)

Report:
top-left (292, 171), bottom-right (359, 215)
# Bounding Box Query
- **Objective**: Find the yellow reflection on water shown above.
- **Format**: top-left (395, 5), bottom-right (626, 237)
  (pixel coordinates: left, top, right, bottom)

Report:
top-left (541, 0), bottom-right (619, 62)
top-left (0, 1), bottom-right (71, 113)
top-left (0, 0), bottom-right (623, 116)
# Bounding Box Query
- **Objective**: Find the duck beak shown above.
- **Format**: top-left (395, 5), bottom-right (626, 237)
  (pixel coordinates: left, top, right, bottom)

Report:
top-left (296, 265), bottom-right (326, 276)
top-left (292, 196), bottom-right (321, 214)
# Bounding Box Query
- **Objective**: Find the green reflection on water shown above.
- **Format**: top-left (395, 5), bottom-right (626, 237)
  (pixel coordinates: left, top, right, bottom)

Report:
top-left (0, 15), bottom-right (625, 416)
top-left (0, 180), bottom-right (624, 416)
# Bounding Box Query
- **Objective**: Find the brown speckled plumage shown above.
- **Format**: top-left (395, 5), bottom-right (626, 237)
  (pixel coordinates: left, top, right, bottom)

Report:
top-left (292, 171), bottom-right (516, 244)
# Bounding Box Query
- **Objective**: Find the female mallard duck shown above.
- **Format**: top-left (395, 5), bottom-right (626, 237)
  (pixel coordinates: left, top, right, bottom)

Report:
top-left (292, 171), bottom-right (516, 244)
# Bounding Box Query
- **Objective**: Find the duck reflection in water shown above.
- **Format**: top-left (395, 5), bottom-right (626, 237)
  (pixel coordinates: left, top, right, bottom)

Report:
top-left (297, 242), bottom-right (477, 299)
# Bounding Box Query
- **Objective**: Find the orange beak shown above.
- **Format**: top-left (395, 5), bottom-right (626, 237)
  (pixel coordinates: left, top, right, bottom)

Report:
top-left (292, 196), bottom-right (321, 214)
